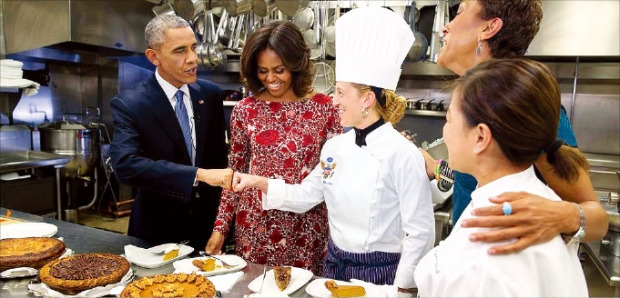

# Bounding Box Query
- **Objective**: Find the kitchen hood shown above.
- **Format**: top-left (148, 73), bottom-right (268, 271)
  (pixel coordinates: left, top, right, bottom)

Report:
top-left (1, 0), bottom-right (154, 56)
top-left (526, 0), bottom-right (619, 58)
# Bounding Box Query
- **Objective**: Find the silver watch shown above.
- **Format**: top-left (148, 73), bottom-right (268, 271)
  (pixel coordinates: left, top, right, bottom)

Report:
top-left (564, 203), bottom-right (586, 245)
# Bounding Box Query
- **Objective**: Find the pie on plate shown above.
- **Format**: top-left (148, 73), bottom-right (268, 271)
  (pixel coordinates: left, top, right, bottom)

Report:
top-left (0, 237), bottom-right (66, 271)
top-left (39, 253), bottom-right (130, 295)
top-left (273, 266), bottom-right (292, 291)
top-left (120, 273), bottom-right (216, 297)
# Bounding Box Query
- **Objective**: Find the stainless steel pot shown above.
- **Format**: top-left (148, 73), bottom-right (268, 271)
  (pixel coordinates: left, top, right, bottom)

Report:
top-left (39, 121), bottom-right (99, 179)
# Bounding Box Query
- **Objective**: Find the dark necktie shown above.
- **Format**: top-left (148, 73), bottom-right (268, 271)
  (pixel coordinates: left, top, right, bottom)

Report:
top-left (174, 90), bottom-right (193, 163)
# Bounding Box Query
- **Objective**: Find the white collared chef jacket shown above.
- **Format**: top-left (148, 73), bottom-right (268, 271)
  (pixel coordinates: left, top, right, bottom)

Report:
top-left (264, 123), bottom-right (435, 289)
top-left (414, 166), bottom-right (588, 297)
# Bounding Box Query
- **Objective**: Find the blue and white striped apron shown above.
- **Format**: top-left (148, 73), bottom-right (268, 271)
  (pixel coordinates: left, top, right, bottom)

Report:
top-left (323, 237), bottom-right (400, 285)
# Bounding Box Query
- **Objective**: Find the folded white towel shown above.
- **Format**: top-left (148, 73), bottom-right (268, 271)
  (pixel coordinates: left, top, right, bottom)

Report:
top-left (0, 59), bottom-right (24, 69)
top-left (0, 67), bottom-right (23, 79)
top-left (0, 78), bottom-right (40, 96)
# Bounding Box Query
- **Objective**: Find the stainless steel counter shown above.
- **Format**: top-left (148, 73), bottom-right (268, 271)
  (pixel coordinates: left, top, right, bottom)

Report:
top-left (0, 208), bottom-right (312, 297)
top-left (582, 240), bottom-right (620, 297)
top-left (0, 151), bottom-right (70, 173)
top-left (0, 151), bottom-right (70, 220)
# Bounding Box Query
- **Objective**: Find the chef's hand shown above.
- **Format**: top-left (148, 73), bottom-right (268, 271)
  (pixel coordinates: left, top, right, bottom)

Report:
top-left (205, 231), bottom-right (225, 255)
top-left (232, 172), bottom-right (269, 193)
top-left (461, 192), bottom-right (566, 255)
top-left (196, 168), bottom-right (233, 189)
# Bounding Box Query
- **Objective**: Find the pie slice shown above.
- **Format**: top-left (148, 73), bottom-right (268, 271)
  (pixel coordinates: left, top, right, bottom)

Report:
top-left (325, 279), bottom-right (366, 297)
top-left (273, 266), bottom-right (292, 291)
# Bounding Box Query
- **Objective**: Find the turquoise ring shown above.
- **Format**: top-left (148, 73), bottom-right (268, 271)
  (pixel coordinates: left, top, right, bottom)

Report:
top-left (502, 202), bottom-right (512, 216)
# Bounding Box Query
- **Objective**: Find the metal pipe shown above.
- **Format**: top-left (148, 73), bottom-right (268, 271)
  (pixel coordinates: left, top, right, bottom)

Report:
top-left (79, 169), bottom-right (98, 210)
top-left (55, 166), bottom-right (62, 220)
top-left (570, 56), bottom-right (579, 122)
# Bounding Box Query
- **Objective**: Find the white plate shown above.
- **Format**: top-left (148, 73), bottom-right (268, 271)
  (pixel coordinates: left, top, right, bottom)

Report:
top-left (248, 267), bottom-right (313, 295)
top-left (125, 243), bottom-right (194, 269)
top-left (173, 255), bottom-right (247, 276)
top-left (0, 222), bottom-right (57, 239)
top-left (305, 278), bottom-right (385, 297)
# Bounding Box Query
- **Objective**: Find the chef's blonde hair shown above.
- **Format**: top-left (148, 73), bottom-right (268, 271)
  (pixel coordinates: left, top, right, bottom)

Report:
top-left (352, 84), bottom-right (407, 124)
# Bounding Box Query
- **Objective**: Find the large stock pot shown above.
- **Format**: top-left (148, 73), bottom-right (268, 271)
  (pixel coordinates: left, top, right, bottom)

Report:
top-left (39, 121), bottom-right (99, 179)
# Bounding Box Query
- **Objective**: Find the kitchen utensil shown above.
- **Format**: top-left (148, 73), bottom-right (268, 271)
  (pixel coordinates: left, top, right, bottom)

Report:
top-left (252, 0), bottom-right (276, 17)
top-left (173, 0), bottom-right (196, 20)
top-left (152, 1), bottom-right (175, 16)
top-left (150, 240), bottom-right (190, 255)
top-left (274, 0), bottom-right (310, 17)
top-left (293, 7), bottom-right (314, 31)
top-left (198, 251), bottom-right (235, 268)
top-left (426, 98), bottom-right (438, 110)
top-left (223, 0), bottom-right (252, 16)
top-left (406, 1), bottom-right (428, 62)
top-left (435, 99), bottom-right (445, 111)
top-left (258, 266), bottom-right (267, 292)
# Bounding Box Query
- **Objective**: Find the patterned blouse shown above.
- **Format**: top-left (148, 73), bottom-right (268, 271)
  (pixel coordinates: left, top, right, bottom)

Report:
top-left (213, 93), bottom-right (341, 274)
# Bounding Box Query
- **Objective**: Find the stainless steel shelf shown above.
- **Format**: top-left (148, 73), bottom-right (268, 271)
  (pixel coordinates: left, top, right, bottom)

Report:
top-left (404, 109), bottom-right (447, 118)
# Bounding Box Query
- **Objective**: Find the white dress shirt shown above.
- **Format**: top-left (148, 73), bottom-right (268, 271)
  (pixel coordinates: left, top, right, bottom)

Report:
top-left (155, 70), bottom-right (196, 165)
top-left (264, 123), bottom-right (435, 289)
top-left (414, 166), bottom-right (588, 297)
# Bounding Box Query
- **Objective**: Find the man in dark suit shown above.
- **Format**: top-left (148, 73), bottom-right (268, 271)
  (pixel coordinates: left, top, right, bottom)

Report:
top-left (110, 14), bottom-right (231, 250)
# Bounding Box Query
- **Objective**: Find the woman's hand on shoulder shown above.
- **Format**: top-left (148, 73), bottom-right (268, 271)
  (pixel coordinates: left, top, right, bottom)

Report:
top-left (460, 192), bottom-right (570, 255)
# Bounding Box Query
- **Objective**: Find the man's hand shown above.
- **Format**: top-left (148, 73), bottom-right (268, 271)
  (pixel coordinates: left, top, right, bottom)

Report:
top-left (197, 168), bottom-right (233, 188)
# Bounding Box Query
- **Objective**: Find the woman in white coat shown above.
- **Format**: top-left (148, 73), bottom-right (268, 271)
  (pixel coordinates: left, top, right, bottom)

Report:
top-left (231, 6), bottom-right (435, 293)
top-left (414, 59), bottom-right (589, 297)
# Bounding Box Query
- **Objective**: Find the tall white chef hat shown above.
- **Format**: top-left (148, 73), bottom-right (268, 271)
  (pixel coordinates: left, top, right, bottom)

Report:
top-left (335, 6), bottom-right (414, 91)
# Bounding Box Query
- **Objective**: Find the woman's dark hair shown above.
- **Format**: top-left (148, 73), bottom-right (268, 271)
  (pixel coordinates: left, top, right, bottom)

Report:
top-left (478, 0), bottom-right (543, 58)
top-left (239, 20), bottom-right (315, 97)
top-left (453, 59), bottom-right (588, 182)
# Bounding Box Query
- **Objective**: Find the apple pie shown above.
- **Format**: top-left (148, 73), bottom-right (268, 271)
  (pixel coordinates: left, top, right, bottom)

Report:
top-left (0, 237), bottom-right (66, 271)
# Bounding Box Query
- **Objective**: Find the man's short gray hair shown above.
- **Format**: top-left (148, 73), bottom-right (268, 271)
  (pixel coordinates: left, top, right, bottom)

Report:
top-left (145, 14), bottom-right (191, 49)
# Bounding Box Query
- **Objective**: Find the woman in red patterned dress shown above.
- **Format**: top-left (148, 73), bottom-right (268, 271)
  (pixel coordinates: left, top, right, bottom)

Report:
top-left (204, 20), bottom-right (341, 274)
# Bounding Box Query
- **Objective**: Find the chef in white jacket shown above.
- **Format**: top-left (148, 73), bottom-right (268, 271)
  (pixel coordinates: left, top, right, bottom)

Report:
top-left (414, 59), bottom-right (588, 297)
top-left (231, 6), bottom-right (435, 293)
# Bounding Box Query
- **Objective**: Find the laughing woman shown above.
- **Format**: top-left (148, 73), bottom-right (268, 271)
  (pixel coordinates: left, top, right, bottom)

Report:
top-left (205, 20), bottom-right (341, 274)
top-left (231, 7), bottom-right (435, 293)
top-left (422, 0), bottom-right (607, 255)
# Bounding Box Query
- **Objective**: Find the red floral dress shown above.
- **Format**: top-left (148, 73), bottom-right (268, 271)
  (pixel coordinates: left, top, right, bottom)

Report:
top-left (213, 93), bottom-right (341, 274)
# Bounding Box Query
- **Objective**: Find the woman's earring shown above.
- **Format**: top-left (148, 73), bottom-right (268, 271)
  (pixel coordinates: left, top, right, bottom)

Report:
top-left (476, 36), bottom-right (482, 56)
top-left (361, 108), bottom-right (369, 118)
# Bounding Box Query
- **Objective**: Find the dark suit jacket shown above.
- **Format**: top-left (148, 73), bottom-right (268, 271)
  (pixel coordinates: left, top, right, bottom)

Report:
top-left (110, 75), bottom-right (227, 249)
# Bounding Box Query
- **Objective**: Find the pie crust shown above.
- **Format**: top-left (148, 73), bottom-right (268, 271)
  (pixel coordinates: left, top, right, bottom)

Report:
top-left (120, 273), bottom-right (216, 297)
top-left (39, 253), bottom-right (130, 295)
top-left (0, 237), bottom-right (66, 271)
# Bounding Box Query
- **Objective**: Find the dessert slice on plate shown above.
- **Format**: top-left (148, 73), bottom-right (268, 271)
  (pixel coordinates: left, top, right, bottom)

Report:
top-left (273, 266), bottom-right (292, 291)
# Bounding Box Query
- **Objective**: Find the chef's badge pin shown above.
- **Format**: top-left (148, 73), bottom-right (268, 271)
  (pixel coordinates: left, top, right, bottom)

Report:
top-left (321, 157), bottom-right (337, 180)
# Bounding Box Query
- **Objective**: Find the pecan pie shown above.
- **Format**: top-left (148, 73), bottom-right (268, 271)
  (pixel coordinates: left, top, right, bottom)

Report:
top-left (0, 237), bottom-right (66, 271)
top-left (120, 273), bottom-right (216, 297)
top-left (39, 253), bottom-right (130, 295)
top-left (273, 266), bottom-right (291, 291)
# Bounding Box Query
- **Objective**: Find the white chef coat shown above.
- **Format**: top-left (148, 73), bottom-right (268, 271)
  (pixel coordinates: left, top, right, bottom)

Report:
top-left (264, 123), bottom-right (435, 289)
top-left (414, 166), bottom-right (588, 297)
